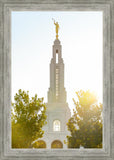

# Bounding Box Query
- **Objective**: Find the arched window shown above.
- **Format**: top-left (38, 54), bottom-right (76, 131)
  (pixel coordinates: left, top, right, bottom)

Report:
top-left (53, 120), bottom-right (60, 131)
top-left (51, 140), bottom-right (63, 148)
top-left (56, 53), bottom-right (58, 63)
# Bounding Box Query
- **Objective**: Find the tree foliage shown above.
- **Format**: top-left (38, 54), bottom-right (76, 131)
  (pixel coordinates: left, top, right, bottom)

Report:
top-left (11, 89), bottom-right (47, 148)
top-left (67, 90), bottom-right (102, 148)
top-left (32, 140), bottom-right (46, 148)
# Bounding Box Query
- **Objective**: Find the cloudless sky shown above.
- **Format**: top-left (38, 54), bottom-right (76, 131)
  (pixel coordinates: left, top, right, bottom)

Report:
top-left (12, 11), bottom-right (103, 113)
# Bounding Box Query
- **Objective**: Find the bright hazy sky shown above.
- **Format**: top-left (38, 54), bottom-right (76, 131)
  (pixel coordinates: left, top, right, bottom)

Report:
top-left (12, 11), bottom-right (103, 113)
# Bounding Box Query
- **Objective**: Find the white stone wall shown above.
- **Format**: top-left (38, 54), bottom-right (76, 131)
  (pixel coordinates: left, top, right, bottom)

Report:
top-left (39, 102), bottom-right (71, 149)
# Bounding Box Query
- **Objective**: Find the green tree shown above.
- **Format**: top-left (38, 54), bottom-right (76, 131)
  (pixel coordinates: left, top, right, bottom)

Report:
top-left (67, 90), bottom-right (102, 148)
top-left (11, 89), bottom-right (47, 148)
top-left (32, 140), bottom-right (46, 148)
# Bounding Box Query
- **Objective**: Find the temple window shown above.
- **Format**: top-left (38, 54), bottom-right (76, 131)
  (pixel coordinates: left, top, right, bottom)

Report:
top-left (53, 120), bottom-right (60, 131)
top-left (56, 53), bottom-right (58, 63)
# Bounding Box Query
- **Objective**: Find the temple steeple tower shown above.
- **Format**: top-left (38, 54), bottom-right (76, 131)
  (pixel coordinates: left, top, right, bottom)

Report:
top-left (48, 39), bottom-right (66, 103)
top-left (36, 21), bottom-right (71, 149)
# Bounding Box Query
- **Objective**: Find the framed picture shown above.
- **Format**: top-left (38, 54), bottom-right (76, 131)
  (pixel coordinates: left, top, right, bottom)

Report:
top-left (0, 0), bottom-right (113, 160)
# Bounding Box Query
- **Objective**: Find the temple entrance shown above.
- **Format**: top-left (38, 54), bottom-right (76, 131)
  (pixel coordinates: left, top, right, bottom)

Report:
top-left (51, 140), bottom-right (63, 148)
top-left (33, 140), bottom-right (46, 148)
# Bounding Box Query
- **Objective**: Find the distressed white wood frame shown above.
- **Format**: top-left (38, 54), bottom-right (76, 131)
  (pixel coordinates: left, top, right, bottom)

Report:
top-left (0, 0), bottom-right (114, 160)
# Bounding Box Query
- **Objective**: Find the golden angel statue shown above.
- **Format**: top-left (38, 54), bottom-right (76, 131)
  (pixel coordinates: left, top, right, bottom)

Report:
top-left (52, 18), bottom-right (59, 39)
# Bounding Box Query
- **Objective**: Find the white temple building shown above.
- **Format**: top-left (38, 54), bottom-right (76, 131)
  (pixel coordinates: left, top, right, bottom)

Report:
top-left (37, 22), bottom-right (71, 149)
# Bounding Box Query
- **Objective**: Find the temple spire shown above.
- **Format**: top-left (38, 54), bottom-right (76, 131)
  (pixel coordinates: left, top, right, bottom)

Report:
top-left (48, 22), bottom-right (66, 103)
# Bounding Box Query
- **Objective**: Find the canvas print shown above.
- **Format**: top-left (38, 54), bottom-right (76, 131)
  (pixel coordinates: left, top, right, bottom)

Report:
top-left (11, 11), bottom-right (103, 149)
